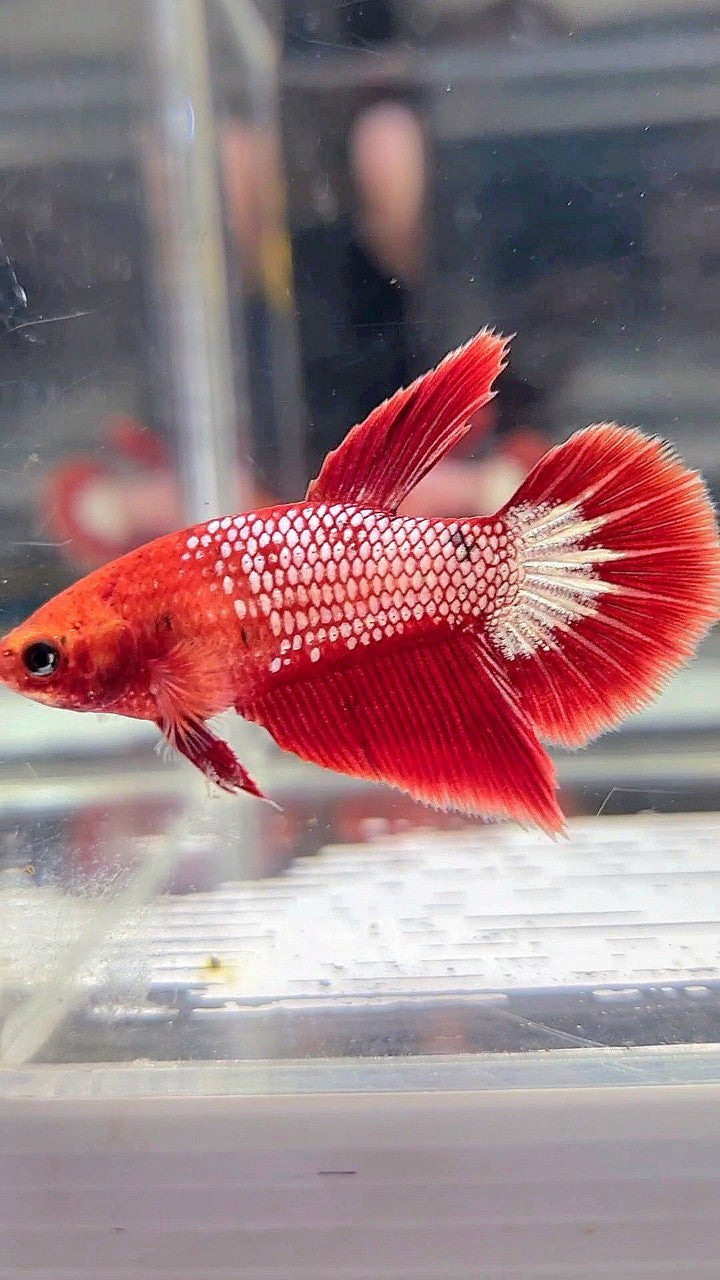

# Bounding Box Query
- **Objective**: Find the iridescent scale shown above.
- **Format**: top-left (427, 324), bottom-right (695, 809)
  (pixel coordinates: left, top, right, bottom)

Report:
top-left (182, 504), bottom-right (520, 676)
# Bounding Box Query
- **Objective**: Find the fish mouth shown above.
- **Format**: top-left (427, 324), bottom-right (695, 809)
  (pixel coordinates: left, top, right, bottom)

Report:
top-left (0, 641), bottom-right (17, 687)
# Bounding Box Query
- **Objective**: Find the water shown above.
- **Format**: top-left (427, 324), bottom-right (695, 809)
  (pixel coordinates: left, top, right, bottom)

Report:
top-left (0, 0), bottom-right (719, 1077)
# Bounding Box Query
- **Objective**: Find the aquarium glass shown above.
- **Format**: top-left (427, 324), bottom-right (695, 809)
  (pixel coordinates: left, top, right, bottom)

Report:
top-left (0, 0), bottom-right (719, 1070)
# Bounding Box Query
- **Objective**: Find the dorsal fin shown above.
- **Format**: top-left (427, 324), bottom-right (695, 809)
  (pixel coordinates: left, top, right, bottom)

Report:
top-left (306, 329), bottom-right (509, 512)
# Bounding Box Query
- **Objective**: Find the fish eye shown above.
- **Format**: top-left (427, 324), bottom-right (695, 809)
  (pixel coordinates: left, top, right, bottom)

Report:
top-left (22, 640), bottom-right (60, 678)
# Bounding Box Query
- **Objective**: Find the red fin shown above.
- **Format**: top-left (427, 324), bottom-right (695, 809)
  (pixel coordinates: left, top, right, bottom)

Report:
top-left (148, 637), bottom-right (235, 726)
top-left (149, 639), bottom-right (272, 804)
top-left (246, 632), bottom-right (563, 832)
top-left (487, 424), bottom-right (720, 746)
top-left (306, 330), bottom-right (509, 511)
top-left (158, 714), bottom-right (271, 804)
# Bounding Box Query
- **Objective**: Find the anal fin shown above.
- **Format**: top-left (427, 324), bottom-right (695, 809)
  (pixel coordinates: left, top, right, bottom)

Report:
top-left (245, 633), bottom-right (562, 832)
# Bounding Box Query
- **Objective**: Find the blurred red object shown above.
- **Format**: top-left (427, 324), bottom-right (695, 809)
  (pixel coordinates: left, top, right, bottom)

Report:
top-left (42, 414), bottom-right (274, 572)
top-left (41, 398), bottom-right (550, 573)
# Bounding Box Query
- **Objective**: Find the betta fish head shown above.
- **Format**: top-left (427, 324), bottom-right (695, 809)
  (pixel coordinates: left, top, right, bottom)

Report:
top-left (0, 578), bottom-right (139, 714)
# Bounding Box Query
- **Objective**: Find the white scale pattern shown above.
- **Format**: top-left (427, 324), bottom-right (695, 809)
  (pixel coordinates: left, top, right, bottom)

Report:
top-left (182, 504), bottom-right (518, 674)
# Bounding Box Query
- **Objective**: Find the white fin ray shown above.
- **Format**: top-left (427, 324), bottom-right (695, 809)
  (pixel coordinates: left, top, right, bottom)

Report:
top-left (488, 500), bottom-right (623, 661)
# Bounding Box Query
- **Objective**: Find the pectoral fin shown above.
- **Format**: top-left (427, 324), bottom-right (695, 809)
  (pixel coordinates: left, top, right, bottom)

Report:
top-left (148, 637), bottom-right (275, 805)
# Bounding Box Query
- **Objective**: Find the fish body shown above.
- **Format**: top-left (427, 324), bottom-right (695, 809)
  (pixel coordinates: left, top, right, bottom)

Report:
top-left (7, 502), bottom-right (518, 707)
top-left (165, 502), bottom-right (520, 691)
top-left (2, 330), bottom-right (719, 830)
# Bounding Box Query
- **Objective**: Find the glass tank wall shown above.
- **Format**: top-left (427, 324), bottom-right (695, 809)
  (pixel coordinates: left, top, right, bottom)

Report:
top-left (0, 0), bottom-right (719, 1071)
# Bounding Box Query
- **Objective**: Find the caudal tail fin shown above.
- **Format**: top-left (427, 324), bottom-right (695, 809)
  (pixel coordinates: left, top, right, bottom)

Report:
top-left (486, 423), bottom-right (720, 746)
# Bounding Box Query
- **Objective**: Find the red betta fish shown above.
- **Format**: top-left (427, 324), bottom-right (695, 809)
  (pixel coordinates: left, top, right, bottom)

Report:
top-left (2, 331), bottom-right (719, 831)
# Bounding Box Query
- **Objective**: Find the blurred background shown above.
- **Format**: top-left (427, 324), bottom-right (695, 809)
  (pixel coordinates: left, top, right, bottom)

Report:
top-left (0, 0), bottom-right (719, 1068)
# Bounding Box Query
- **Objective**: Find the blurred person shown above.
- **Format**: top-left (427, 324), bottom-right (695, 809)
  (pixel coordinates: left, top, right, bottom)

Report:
top-left (349, 99), bottom-right (426, 288)
top-left (41, 2), bottom-right (555, 571)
